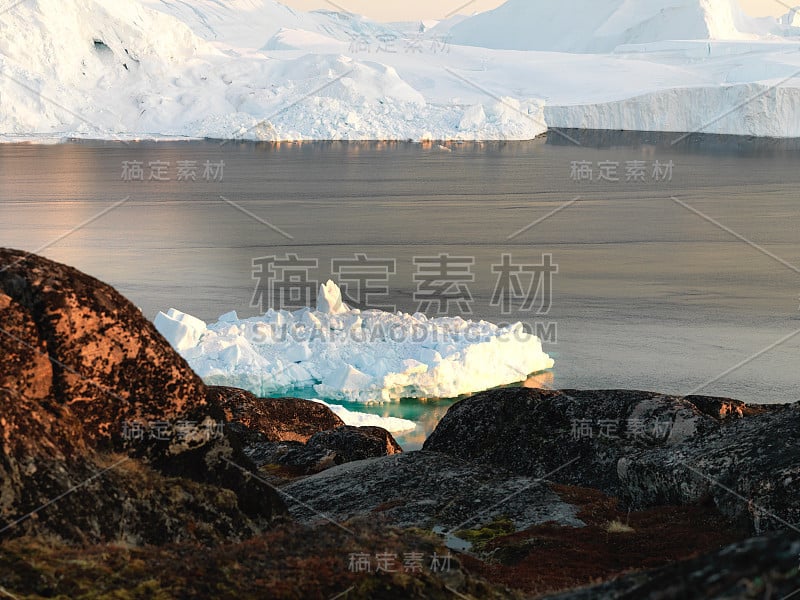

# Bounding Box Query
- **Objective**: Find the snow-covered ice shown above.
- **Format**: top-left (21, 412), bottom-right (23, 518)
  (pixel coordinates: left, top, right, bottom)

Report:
top-left (448, 0), bottom-right (757, 53)
top-left (2, 0), bottom-right (800, 141)
top-left (154, 281), bottom-right (554, 403)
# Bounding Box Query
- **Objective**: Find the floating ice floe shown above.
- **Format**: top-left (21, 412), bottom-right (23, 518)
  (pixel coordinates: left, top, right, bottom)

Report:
top-left (311, 399), bottom-right (417, 433)
top-left (155, 281), bottom-right (554, 403)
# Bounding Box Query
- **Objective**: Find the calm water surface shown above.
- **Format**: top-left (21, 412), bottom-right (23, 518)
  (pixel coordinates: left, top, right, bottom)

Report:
top-left (1, 137), bottom-right (798, 449)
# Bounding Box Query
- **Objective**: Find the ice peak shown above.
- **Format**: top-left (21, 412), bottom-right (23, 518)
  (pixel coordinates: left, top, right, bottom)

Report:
top-left (316, 280), bottom-right (349, 314)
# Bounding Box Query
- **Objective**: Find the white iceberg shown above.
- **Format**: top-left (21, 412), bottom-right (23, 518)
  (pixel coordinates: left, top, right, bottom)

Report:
top-left (154, 309), bottom-right (207, 352)
top-left (155, 281), bottom-right (554, 403)
top-left (448, 0), bottom-right (756, 54)
top-left (4, 0), bottom-right (800, 141)
top-left (316, 280), bottom-right (349, 315)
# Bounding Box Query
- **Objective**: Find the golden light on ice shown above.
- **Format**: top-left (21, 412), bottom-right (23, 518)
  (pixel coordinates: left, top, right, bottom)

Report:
top-left (523, 372), bottom-right (555, 389)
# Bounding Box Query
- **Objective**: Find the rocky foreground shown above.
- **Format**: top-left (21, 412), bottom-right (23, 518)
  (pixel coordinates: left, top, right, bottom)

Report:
top-left (0, 248), bottom-right (799, 598)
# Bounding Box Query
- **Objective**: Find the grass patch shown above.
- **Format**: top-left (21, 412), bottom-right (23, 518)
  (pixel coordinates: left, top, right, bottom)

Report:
top-left (455, 516), bottom-right (516, 550)
top-left (605, 519), bottom-right (635, 534)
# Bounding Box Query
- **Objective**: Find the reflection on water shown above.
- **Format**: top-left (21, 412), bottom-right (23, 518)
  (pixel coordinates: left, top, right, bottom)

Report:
top-left (547, 128), bottom-right (800, 155)
top-left (347, 398), bottom-right (459, 451)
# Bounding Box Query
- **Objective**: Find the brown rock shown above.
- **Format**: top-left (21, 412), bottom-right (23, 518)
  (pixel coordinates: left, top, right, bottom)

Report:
top-left (0, 248), bottom-right (207, 448)
top-left (0, 249), bottom-right (286, 544)
top-left (0, 291), bottom-right (53, 405)
top-left (208, 386), bottom-right (344, 442)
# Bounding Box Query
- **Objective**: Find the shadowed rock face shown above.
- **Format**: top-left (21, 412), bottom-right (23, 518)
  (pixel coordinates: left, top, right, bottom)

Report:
top-left (273, 425), bottom-right (403, 475)
top-left (282, 451), bottom-right (583, 532)
top-left (306, 425), bottom-right (402, 459)
top-left (542, 531), bottom-right (800, 600)
top-left (208, 386), bottom-right (344, 443)
top-left (0, 248), bottom-right (207, 449)
top-left (209, 387), bottom-right (405, 478)
top-left (424, 388), bottom-right (723, 493)
top-left (424, 388), bottom-right (800, 533)
top-left (0, 249), bottom-right (286, 544)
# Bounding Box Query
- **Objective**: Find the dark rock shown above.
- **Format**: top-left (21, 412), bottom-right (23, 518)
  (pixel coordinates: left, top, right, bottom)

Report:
top-left (209, 388), bottom-right (400, 478)
top-left (0, 249), bottom-right (285, 544)
top-left (424, 388), bottom-right (800, 533)
top-left (542, 531), bottom-right (800, 599)
top-left (618, 404), bottom-right (800, 533)
top-left (276, 425), bottom-right (403, 475)
top-left (238, 424), bottom-right (403, 477)
top-left (208, 386), bottom-right (344, 442)
top-left (424, 388), bottom-right (721, 494)
top-left (306, 425), bottom-right (403, 459)
top-left (282, 451), bottom-right (583, 535)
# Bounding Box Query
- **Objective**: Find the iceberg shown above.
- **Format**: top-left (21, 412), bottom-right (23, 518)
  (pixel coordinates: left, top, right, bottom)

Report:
top-left (154, 309), bottom-right (207, 352)
top-left (448, 0), bottom-right (756, 54)
top-left (155, 282), bottom-right (554, 403)
top-left (5, 0), bottom-right (800, 141)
